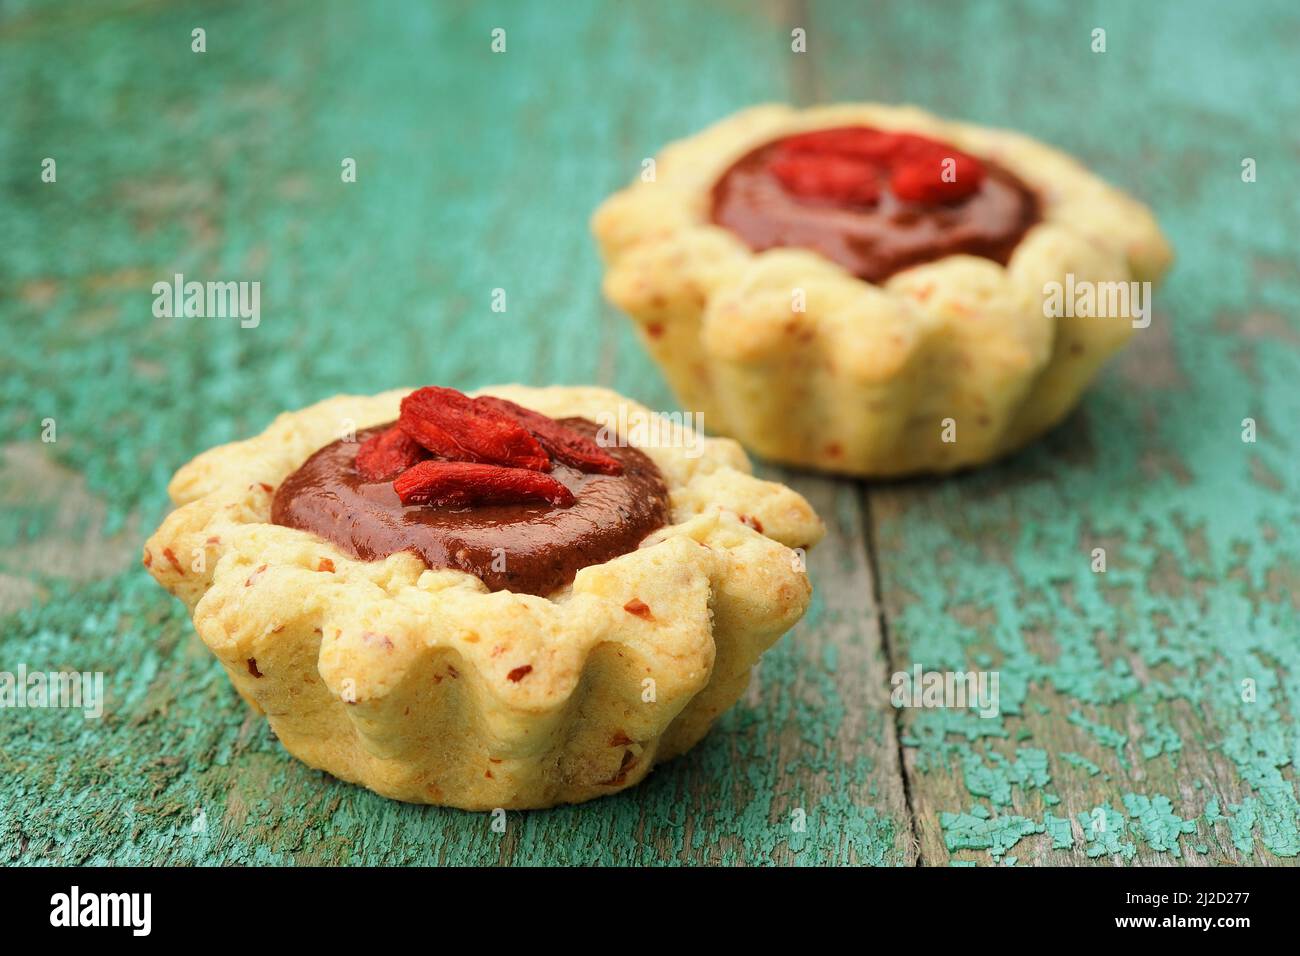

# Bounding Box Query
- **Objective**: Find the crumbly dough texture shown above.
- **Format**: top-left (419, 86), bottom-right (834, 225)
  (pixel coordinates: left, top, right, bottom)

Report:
top-left (592, 103), bottom-right (1175, 475)
top-left (144, 385), bottom-right (824, 809)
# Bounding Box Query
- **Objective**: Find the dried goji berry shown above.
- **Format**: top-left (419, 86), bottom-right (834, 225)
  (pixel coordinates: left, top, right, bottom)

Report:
top-left (399, 386), bottom-right (550, 471)
top-left (777, 127), bottom-right (908, 161)
top-left (393, 460), bottom-right (575, 508)
top-left (475, 396), bottom-right (623, 475)
top-left (355, 425), bottom-right (428, 481)
top-left (878, 132), bottom-right (957, 163)
top-left (889, 150), bottom-right (985, 203)
top-left (767, 125), bottom-right (987, 207)
top-left (769, 152), bottom-right (880, 205)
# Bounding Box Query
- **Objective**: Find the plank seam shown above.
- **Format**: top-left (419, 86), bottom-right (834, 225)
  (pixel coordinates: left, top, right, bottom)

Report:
top-left (862, 490), bottom-right (923, 866)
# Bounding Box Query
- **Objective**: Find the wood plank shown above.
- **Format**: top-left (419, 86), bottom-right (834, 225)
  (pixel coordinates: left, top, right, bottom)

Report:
top-left (0, 0), bottom-right (913, 865)
top-left (804, 0), bottom-right (1300, 864)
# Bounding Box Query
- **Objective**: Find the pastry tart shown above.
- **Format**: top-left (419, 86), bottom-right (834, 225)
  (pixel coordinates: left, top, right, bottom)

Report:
top-left (593, 104), bottom-right (1173, 475)
top-left (143, 385), bottom-right (823, 809)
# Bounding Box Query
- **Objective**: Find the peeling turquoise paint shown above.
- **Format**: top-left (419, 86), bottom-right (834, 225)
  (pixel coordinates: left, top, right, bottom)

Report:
top-left (1044, 813), bottom-right (1074, 850)
top-left (1062, 753), bottom-right (1102, 777)
top-left (941, 806), bottom-right (1044, 860)
top-left (1121, 794), bottom-right (1197, 857)
top-left (1204, 798), bottom-right (1225, 825)
top-left (1225, 801), bottom-right (1259, 857)
top-left (961, 748), bottom-right (1051, 807)
top-left (1079, 805), bottom-right (1137, 862)
top-left (1067, 712), bottom-right (1131, 769)
top-left (1137, 707), bottom-right (1183, 764)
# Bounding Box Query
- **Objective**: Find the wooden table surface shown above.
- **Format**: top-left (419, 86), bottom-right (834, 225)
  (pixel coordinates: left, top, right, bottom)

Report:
top-left (2, 0), bottom-right (1297, 866)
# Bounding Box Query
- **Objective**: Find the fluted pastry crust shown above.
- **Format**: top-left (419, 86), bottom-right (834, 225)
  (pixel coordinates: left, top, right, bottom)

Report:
top-left (143, 385), bottom-right (823, 808)
top-left (592, 103), bottom-right (1174, 475)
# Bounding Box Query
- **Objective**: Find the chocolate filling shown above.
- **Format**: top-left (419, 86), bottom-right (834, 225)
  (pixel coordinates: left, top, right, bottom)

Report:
top-left (710, 129), bottom-right (1040, 284)
top-left (271, 419), bottom-right (670, 596)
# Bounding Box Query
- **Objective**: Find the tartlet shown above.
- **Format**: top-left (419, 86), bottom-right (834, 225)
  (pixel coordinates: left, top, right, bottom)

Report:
top-left (143, 385), bottom-right (823, 809)
top-left (593, 103), bottom-right (1173, 476)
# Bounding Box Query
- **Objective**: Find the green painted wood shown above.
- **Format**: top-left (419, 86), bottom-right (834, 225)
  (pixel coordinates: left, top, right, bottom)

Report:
top-left (0, 0), bottom-right (910, 865)
top-left (2, 0), bottom-right (1295, 867)
top-left (809, 0), bottom-right (1300, 864)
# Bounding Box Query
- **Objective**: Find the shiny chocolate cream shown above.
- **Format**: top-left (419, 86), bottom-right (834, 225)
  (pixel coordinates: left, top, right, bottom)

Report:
top-left (272, 419), bottom-right (669, 596)
top-left (711, 128), bottom-right (1040, 283)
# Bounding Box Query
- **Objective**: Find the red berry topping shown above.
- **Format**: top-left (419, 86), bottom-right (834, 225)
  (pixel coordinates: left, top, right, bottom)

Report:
top-left (393, 460), bottom-right (575, 508)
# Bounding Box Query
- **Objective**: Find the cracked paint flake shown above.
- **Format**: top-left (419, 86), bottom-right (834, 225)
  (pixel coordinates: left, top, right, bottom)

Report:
top-left (941, 805), bottom-right (1044, 861)
top-left (1044, 812), bottom-right (1074, 850)
top-left (1078, 804), bottom-right (1137, 861)
top-left (961, 747), bottom-right (1051, 806)
top-left (1061, 752), bottom-right (1103, 777)
top-left (1066, 711), bottom-right (1130, 768)
top-left (1122, 793), bottom-right (1197, 857)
